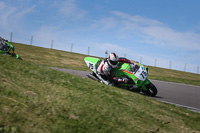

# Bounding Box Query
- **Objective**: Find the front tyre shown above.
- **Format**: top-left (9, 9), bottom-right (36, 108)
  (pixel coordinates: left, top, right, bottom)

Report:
top-left (145, 82), bottom-right (157, 97)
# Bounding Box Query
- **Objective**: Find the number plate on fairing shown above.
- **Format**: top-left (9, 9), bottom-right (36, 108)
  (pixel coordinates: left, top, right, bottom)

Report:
top-left (134, 66), bottom-right (148, 81)
top-left (85, 61), bottom-right (96, 72)
top-left (8, 49), bottom-right (14, 55)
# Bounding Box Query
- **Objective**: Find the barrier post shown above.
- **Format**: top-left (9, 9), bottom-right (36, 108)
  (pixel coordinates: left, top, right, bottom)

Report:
top-left (10, 32), bottom-right (13, 42)
top-left (70, 43), bottom-right (73, 52)
top-left (30, 36), bottom-right (33, 45)
top-left (51, 40), bottom-right (54, 49)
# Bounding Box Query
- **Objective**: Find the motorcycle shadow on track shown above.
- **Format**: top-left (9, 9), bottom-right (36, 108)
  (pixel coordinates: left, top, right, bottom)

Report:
top-left (112, 81), bottom-right (164, 99)
top-left (153, 96), bottom-right (163, 98)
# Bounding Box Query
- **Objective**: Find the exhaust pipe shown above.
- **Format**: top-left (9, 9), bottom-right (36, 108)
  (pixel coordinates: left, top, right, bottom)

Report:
top-left (87, 73), bottom-right (99, 81)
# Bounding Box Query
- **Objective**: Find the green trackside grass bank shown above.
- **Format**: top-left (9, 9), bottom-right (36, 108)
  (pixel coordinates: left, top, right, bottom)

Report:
top-left (0, 47), bottom-right (200, 132)
top-left (0, 55), bottom-right (200, 133)
top-left (13, 43), bottom-right (200, 86)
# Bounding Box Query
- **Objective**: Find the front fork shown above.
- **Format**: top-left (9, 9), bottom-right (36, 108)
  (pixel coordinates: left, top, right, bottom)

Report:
top-left (140, 79), bottom-right (150, 91)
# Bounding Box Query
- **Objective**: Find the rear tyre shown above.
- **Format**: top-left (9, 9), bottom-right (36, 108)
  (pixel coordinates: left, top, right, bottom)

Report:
top-left (145, 83), bottom-right (157, 97)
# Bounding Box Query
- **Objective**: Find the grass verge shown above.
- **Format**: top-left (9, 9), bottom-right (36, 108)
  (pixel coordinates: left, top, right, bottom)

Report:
top-left (13, 42), bottom-right (200, 86)
top-left (0, 54), bottom-right (200, 133)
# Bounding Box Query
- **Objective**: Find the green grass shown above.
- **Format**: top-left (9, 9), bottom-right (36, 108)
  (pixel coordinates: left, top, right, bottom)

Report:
top-left (148, 66), bottom-right (200, 86)
top-left (0, 43), bottom-right (200, 132)
top-left (13, 42), bottom-right (200, 86)
top-left (13, 42), bottom-right (90, 71)
top-left (0, 54), bottom-right (200, 133)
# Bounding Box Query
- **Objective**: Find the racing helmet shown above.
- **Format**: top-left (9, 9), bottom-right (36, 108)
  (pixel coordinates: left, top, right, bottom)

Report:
top-left (108, 52), bottom-right (119, 68)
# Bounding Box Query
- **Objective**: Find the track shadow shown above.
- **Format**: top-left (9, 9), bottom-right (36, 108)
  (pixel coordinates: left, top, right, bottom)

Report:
top-left (154, 96), bottom-right (163, 98)
top-left (123, 87), bottom-right (163, 98)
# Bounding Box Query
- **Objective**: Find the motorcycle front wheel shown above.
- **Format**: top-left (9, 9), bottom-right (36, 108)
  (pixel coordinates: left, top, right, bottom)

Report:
top-left (144, 82), bottom-right (158, 97)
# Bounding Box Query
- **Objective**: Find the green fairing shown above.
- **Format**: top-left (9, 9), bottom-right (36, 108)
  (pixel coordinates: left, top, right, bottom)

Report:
top-left (84, 57), bottom-right (101, 70)
top-left (111, 63), bottom-right (129, 80)
top-left (84, 57), bottom-right (100, 63)
top-left (111, 62), bottom-right (151, 91)
top-left (0, 42), bottom-right (11, 53)
top-left (0, 42), bottom-right (20, 59)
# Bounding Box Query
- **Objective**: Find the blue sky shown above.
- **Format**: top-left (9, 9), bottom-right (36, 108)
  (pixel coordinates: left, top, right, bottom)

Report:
top-left (0, 0), bottom-right (200, 73)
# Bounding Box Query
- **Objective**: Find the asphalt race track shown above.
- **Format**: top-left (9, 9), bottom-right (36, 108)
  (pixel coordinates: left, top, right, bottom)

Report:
top-left (150, 80), bottom-right (200, 112)
top-left (51, 67), bottom-right (200, 112)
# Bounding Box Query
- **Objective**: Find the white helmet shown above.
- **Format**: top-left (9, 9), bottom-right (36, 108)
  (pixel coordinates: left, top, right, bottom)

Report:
top-left (108, 52), bottom-right (119, 68)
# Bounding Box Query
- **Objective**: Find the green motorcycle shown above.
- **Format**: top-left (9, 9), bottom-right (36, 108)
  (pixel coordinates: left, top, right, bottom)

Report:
top-left (0, 37), bottom-right (22, 60)
top-left (84, 57), bottom-right (157, 97)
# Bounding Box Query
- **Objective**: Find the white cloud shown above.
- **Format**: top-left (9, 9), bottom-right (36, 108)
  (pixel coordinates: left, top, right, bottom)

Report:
top-left (0, 2), bottom-right (16, 29)
top-left (111, 11), bottom-right (163, 26)
top-left (0, 1), bottom-right (35, 32)
top-left (32, 25), bottom-right (64, 47)
top-left (93, 11), bottom-right (200, 51)
top-left (141, 26), bottom-right (200, 50)
top-left (14, 6), bottom-right (35, 18)
top-left (93, 43), bottom-right (126, 53)
top-left (53, 0), bottom-right (87, 20)
top-left (91, 17), bottom-right (117, 30)
top-left (91, 42), bottom-right (142, 59)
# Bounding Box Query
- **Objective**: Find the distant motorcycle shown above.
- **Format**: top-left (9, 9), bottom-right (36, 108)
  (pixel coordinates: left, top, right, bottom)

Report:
top-left (0, 37), bottom-right (22, 60)
top-left (84, 57), bottom-right (157, 97)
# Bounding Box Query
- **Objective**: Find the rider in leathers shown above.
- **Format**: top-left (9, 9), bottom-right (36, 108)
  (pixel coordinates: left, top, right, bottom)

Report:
top-left (96, 52), bottom-right (135, 86)
top-left (0, 36), bottom-right (21, 59)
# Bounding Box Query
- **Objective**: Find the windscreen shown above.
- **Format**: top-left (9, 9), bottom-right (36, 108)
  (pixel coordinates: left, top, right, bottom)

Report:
top-left (130, 64), bottom-right (140, 73)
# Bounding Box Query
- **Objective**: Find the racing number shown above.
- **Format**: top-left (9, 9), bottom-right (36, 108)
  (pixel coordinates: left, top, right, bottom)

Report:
top-left (9, 49), bottom-right (14, 55)
top-left (89, 63), bottom-right (94, 70)
top-left (140, 71), bottom-right (147, 79)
